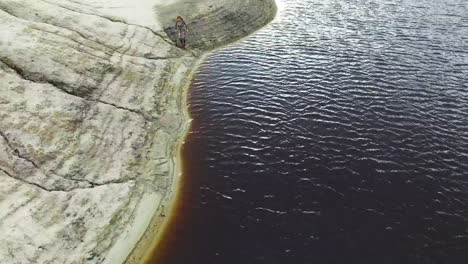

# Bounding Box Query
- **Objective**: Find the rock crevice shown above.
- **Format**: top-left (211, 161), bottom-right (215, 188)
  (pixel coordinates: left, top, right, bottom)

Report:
top-left (0, 0), bottom-right (276, 263)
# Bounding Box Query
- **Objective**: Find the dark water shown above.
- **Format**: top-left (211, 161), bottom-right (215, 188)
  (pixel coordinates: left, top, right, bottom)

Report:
top-left (152, 0), bottom-right (468, 263)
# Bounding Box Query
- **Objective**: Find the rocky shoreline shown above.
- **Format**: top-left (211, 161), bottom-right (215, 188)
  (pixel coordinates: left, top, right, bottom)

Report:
top-left (0, 0), bottom-right (276, 263)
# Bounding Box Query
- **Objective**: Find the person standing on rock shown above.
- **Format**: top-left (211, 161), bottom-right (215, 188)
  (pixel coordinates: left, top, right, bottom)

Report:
top-left (175, 16), bottom-right (189, 49)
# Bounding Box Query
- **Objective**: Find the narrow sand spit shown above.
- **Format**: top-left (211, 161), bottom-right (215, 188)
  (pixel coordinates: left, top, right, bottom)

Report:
top-left (0, 0), bottom-right (276, 263)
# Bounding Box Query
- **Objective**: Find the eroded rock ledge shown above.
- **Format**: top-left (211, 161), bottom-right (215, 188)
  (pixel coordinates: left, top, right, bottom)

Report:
top-left (0, 0), bottom-right (276, 263)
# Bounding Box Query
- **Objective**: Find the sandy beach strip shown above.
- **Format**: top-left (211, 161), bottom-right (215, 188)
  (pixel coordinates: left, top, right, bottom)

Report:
top-left (123, 1), bottom-right (278, 263)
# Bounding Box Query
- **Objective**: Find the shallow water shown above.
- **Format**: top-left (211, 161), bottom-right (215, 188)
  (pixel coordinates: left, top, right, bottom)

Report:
top-left (152, 0), bottom-right (468, 263)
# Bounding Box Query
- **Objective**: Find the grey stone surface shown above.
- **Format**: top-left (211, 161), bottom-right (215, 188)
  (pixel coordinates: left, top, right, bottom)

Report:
top-left (0, 0), bottom-right (276, 263)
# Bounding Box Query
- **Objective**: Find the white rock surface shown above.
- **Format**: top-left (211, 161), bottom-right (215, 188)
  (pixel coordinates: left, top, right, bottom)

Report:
top-left (0, 0), bottom-right (276, 263)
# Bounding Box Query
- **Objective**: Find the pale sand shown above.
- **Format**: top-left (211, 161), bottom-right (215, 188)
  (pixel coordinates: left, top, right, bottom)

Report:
top-left (0, 0), bottom-right (276, 263)
top-left (124, 57), bottom-right (204, 264)
top-left (124, 1), bottom-right (278, 263)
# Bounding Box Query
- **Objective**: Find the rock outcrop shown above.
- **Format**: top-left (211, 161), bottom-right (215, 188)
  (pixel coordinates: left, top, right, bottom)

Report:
top-left (0, 0), bottom-right (276, 263)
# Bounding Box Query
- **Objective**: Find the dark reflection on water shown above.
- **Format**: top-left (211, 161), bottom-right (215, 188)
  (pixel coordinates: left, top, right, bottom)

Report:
top-left (153, 0), bottom-right (468, 263)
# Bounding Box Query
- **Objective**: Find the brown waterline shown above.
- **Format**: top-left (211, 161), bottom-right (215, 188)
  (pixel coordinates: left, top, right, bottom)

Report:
top-left (126, 3), bottom-right (278, 262)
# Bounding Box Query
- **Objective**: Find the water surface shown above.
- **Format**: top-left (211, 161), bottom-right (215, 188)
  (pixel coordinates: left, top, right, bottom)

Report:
top-left (153, 0), bottom-right (468, 263)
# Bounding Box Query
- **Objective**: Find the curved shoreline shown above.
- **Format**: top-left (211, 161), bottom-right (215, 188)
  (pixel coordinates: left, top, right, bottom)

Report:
top-left (0, 1), bottom-right (276, 263)
top-left (125, 2), bottom-right (278, 263)
top-left (123, 56), bottom-right (204, 264)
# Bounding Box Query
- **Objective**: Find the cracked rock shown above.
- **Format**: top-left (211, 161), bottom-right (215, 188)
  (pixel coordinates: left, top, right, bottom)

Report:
top-left (0, 0), bottom-right (277, 263)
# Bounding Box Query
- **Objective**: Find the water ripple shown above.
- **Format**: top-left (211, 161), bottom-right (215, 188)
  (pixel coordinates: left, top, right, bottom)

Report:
top-left (169, 0), bottom-right (468, 263)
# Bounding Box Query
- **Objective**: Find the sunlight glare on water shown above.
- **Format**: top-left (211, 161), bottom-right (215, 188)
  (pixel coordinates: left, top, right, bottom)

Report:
top-left (153, 0), bottom-right (468, 263)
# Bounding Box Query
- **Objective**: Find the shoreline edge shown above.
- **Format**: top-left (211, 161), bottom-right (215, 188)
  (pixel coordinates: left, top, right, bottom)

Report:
top-left (0, 0), bottom-right (277, 263)
top-left (124, 1), bottom-right (278, 263)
